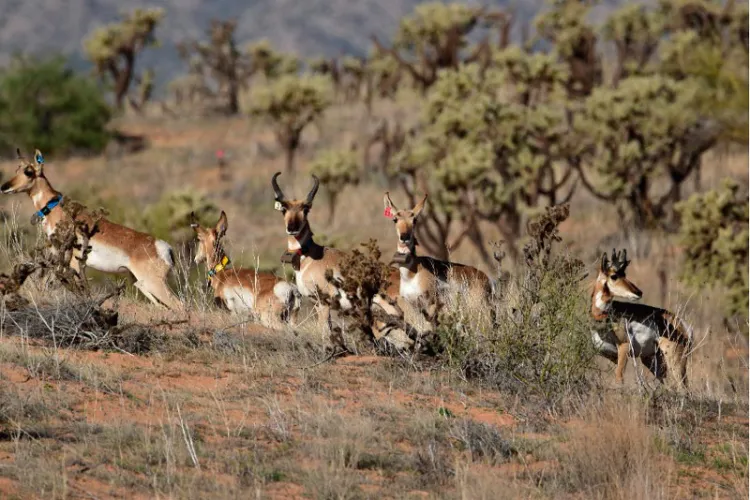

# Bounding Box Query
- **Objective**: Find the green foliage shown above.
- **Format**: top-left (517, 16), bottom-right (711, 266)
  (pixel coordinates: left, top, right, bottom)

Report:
top-left (574, 75), bottom-right (713, 228)
top-left (83, 8), bottom-right (164, 68)
top-left (676, 180), bottom-right (749, 322)
top-left (434, 205), bottom-right (596, 409)
top-left (246, 40), bottom-right (300, 80)
top-left (142, 189), bottom-right (219, 246)
top-left (83, 7), bottom-right (164, 108)
top-left (310, 149), bottom-right (360, 195)
top-left (533, 0), bottom-right (601, 95)
top-left (602, 3), bottom-right (663, 80)
top-left (245, 74), bottom-right (332, 172)
top-left (393, 52), bottom-right (572, 258)
top-left (0, 57), bottom-right (111, 155)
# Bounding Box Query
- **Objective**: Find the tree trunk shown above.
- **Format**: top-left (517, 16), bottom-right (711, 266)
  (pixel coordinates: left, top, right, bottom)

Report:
top-left (285, 146), bottom-right (296, 174)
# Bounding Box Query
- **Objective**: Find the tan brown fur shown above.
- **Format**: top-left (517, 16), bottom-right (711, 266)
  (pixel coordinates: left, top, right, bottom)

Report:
top-left (191, 211), bottom-right (298, 325)
top-left (591, 249), bottom-right (692, 389)
top-left (272, 172), bottom-right (400, 330)
top-left (1, 149), bottom-right (180, 309)
top-left (383, 192), bottom-right (493, 313)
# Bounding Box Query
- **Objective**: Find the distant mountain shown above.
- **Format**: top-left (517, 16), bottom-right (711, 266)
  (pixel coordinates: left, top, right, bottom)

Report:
top-left (0, 0), bottom-right (545, 86)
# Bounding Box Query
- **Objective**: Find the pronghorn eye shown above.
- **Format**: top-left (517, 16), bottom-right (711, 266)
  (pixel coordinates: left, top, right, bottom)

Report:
top-left (610, 274), bottom-right (618, 280)
top-left (392, 217), bottom-right (397, 223)
top-left (23, 167), bottom-right (34, 177)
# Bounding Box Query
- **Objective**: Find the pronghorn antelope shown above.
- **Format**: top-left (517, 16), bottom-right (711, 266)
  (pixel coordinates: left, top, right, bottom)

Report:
top-left (383, 192), bottom-right (493, 314)
top-left (190, 210), bottom-right (299, 324)
top-left (590, 249), bottom-right (692, 388)
top-left (1, 149), bottom-right (181, 309)
top-left (271, 172), bottom-right (400, 329)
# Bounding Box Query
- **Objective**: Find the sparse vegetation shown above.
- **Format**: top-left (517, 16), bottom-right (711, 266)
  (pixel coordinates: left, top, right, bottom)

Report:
top-left (676, 179), bottom-right (749, 325)
top-left (0, 56), bottom-right (111, 155)
top-left (0, 1), bottom-right (746, 498)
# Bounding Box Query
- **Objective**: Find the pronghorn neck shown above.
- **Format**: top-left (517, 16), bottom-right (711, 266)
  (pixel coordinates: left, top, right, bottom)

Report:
top-left (207, 251), bottom-right (231, 282)
top-left (591, 277), bottom-right (613, 320)
top-left (28, 177), bottom-right (61, 212)
top-left (287, 225), bottom-right (320, 256)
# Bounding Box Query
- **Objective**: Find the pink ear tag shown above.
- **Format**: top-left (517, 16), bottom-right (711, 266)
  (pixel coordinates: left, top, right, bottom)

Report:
top-left (384, 207), bottom-right (393, 218)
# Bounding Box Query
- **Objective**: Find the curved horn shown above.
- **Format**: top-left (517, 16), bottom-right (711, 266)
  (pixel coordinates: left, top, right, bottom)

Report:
top-left (189, 211), bottom-right (199, 228)
top-left (306, 175), bottom-right (320, 205)
top-left (15, 148), bottom-right (24, 160)
top-left (271, 172), bottom-right (286, 202)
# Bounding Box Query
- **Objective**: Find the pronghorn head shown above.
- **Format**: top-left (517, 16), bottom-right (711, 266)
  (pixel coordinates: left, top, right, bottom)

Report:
top-left (598, 248), bottom-right (642, 301)
top-left (1, 149), bottom-right (46, 194)
top-left (190, 210), bottom-right (228, 266)
top-left (383, 192), bottom-right (427, 255)
top-left (271, 172), bottom-right (319, 236)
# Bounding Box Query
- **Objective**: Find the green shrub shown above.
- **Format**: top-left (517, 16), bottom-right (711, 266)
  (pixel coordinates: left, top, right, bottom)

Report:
top-left (309, 148), bottom-right (360, 220)
top-left (142, 189), bottom-right (219, 247)
top-left (433, 204), bottom-right (597, 411)
top-left (0, 57), bottom-right (111, 155)
top-left (676, 180), bottom-right (749, 324)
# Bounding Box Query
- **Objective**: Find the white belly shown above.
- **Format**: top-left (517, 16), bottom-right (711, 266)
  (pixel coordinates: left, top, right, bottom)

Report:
top-left (85, 243), bottom-right (131, 274)
top-left (222, 286), bottom-right (255, 313)
top-left (626, 320), bottom-right (659, 357)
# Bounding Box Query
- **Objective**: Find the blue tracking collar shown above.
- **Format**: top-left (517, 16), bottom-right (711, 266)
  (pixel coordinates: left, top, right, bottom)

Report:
top-left (36, 194), bottom-right (63, 220)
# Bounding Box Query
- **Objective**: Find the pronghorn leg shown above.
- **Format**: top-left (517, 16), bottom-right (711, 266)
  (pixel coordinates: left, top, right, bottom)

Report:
top-left (641, 349), bottom-right (667, 384)
top-left (133, 280), bottom-right (162, 307)
top-left (135, 279), bottom-right (181, 310)
top-left (615, 342), bottom-right (629, 384)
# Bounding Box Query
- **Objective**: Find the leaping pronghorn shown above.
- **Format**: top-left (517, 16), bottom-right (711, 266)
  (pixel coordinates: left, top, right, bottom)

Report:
top-left (1, 149), bottom-right (181, 309)
top-left (590, 249), bottom-right (692, 388)
top-left (271, 172), bottom-right (400, 330)
top-left (383, 192), bottom-right (494, 316)
top-left (190, 210), bottom-right (299, 325)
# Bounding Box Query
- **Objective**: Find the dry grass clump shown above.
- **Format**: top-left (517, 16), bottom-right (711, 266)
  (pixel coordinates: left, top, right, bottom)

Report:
top-left (552, 397), bottom-right (673, 499)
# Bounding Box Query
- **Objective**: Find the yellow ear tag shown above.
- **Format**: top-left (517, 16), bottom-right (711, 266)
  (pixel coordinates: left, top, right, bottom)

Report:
top-left (274, 201), bottom-right (283, 211)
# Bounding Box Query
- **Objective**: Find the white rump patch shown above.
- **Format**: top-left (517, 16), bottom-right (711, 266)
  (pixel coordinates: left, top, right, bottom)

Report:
top-left (273, 281), bottom-right (298, 308)
top-left (155, 240), bottom-right (174, 267)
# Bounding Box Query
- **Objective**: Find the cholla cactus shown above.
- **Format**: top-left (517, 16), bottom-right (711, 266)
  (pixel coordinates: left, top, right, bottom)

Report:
top-left (143, 189), bottom-right (219, 248)
top-left (244, 74), bottom-right (332, 173)
top-left (83, 8), bottom-right (164, 109)
top-left (310, 148), bottom-right (360, 221)
top-left (574, 75), bottom-right (718, 229)
top-left (676, 180), bottom-right (748, 323)
top-left (177, 20), bottom-right (250, 114)
top-left (245, 40), bottom-right (299, 81)
top-left (533, 0), bottom-right (601, 97)
top-left (602, 3), bottom-right (664, 85)
top-left (371, 2), bottom-right (492, 91)
top-left (393, 52), bottom-right (573, 262)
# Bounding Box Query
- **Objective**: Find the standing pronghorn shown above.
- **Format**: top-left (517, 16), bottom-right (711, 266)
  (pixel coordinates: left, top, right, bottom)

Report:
top-left (190, 210), bottom-right (299, 325)
top-left (590, 249), bottom-right (692, 388)
top-left (271, 172), bottom-right (400, 329)
top-left (383, 192), bottom-right (493, 315)
top-left (1, 149), bottom-right (181, 309)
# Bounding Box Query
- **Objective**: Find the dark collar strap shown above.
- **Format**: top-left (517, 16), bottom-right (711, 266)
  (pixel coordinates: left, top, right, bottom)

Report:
top-left (207, 255), bottom-right (230, 278)
top-left (36, 194), bottom-right (63, 220)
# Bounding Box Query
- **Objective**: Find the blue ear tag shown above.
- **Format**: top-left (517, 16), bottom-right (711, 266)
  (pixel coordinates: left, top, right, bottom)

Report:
top-left (35, 153), bottom-right (44, 164)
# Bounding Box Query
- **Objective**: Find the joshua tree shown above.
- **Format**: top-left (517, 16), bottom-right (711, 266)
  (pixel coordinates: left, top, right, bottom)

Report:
top-left (83, 8), bottom-right (164, 110)
top-left (309, 146), bottom-right (360, 222)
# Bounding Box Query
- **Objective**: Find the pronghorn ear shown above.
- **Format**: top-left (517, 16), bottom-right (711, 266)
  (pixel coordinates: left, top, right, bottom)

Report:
top-left (216, 210), bottom-right (228, 237)
top-left (33, 149), bottom-right (44, 173)
top-left (413, 194), bottom-right (428, 218)
top-left (383, 192), bottom-right (397, 217)
top-left (600, 253), bottom-right (608, 273)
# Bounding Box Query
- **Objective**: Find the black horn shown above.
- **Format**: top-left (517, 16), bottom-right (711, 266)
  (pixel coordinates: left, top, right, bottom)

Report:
top-left (306, 175), bottom-right (320, 205)
top-left (271, 171), bottom-right (286, 202)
